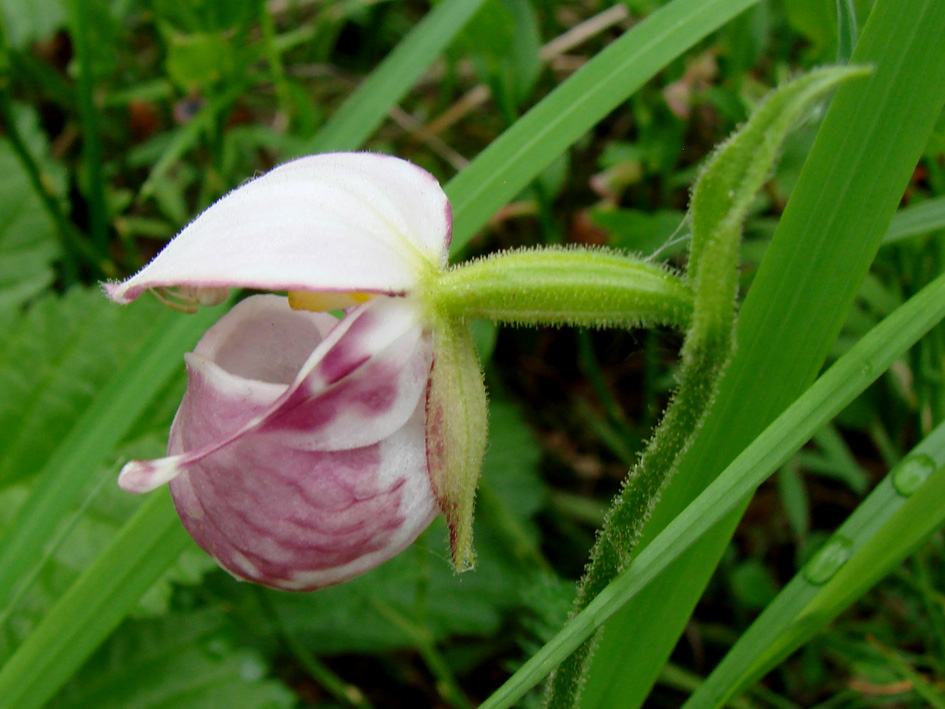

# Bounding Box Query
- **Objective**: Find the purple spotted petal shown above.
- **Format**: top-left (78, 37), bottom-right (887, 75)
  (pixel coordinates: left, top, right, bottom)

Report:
top-left (118, 295), bottom-right (433, 492)
top-left (104, 153), bottom-right (452, 304)
top-left (117, 294), bottom-right (438, 590)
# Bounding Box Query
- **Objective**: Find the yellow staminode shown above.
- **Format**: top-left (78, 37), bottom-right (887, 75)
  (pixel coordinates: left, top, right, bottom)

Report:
top-left (288, 290), bottom-right (375, 312)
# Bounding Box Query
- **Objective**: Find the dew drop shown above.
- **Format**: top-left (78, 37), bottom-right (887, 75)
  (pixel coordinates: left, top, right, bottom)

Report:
top-left (803, 535), bottom-right (853, 586)
top-left (892, 453), bottom-right (936, 497)
top-left (202, 638), bottom-right (228, 659)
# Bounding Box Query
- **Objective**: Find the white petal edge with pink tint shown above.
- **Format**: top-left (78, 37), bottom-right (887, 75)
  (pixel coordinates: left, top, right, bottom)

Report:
top-left (104, 153), bottom-right (452, 304)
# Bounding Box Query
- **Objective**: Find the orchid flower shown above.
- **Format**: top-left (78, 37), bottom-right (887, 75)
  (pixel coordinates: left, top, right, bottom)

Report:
top-left (106, 151), bottom-right (698, 591)
top-left (105, 153), bottom-right (487, 590)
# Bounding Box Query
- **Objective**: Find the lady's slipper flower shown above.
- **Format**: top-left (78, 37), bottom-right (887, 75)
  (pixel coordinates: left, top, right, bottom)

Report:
top-left (106, 153), bottom-right (487, 590)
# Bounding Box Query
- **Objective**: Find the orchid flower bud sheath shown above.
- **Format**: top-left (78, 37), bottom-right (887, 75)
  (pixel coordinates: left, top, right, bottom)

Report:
top-left (104, 153), bottom-right (484, 590)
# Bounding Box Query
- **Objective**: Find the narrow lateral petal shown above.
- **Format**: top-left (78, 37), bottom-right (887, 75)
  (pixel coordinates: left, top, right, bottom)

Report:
top-left (117, 296), bottom-right (432, 492)
top-left (259, 296), bottom-right (434, 450)
top-left (104, 153), bottom-right (451, 304)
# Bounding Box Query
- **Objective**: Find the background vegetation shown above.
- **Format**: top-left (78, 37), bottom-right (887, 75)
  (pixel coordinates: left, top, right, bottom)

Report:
top-left (1, 0), bottom-right (944, 706)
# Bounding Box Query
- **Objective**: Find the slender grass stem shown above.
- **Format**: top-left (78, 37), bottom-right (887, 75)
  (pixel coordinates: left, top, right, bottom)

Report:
top-left (368, 597), bottom-right (474, 709)
top-left (64, 0), bottom-right (109, 253)
top-left (256, 589), bottom-right (375, 709)
top-left (0, 13), bottom-right (108, 280)
top-left (258, 4), bottom-right (293, 128)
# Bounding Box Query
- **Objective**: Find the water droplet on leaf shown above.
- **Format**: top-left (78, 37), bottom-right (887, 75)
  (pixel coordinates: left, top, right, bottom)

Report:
top-left (892, 453), bottom-right (936, 497)
top-left (803, 535), bottom-right (853, 585)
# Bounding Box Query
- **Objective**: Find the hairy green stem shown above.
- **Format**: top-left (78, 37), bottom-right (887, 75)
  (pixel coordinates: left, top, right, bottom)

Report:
top-left (544, 66), bottom-right (869, 707)
top-left (546, 256), bottom-right (736, 708)
top-left (431, 246), bottom-right (694, 330)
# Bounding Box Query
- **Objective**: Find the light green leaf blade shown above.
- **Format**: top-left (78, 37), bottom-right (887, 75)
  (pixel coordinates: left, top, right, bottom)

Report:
top-left (0, 490), bottom-right (193, 709)
top-left (480, 265), bottom-right (945, 709)
top-left (580, 0), bottom-right (945, 705)
top-left (883, 195), bottom-right (945, 245)
top-left (53, 609), bottom-right (294, 709)
top-left (0, 300), bottom-right (222, 611)
top-left (684, 421), bottom-right (945, 708)
top-left (0, 288), bottom-right (166, 489)
top-left (0, 435), bottom-right (215, 663)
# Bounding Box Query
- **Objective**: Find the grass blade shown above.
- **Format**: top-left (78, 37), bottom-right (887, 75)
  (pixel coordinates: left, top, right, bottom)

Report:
top-left (683, 419), bottom-right (945, 707)
top-left (63, 0), bottom-right (108, 251)
top-left (0, 490), bottom-right (192, 709)
top-left (578, 0), bottom-right (945, 704)
top-left (479, 268), bottom-right (945, 709)
top-left (883, 196), bottom-right (945, 245)
top-left (446, 0), bottom-right (759, 253)
top-left (0, 303), bottom-right (220, 610)
top-left (297, 0), bottom-right (488, 155)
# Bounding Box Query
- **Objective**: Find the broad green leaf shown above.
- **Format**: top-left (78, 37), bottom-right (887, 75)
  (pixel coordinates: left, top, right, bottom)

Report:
top-left (579, 1), bottom-right (945, 705)
top-left (0, 300), bottom-right (222, 612)
top-left (0, 435), bottom-right (215, 664)
top-left (0, 490), bottom-right (196, 709)
top-left (52, 609), bottom-right (294, 709)
top-left (0, 0), bottom-right (65, 48)
top-left (0, 108), bottom-right (66, 323)
top-left (0, 288), bottom-right (166, 488)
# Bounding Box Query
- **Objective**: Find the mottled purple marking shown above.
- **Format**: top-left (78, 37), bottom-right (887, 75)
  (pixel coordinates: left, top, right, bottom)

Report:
top-left (442, 199), bottom-right (453, 251)
top-left (171, 450), bottom-right (409, 588)
top-left (260, 358), bottom-right (403, 435)
top-left (261, 383), bottom-right (340, 433)
top-left (159, 293), bottom-right (437, 592)
top-left (352, 368), bottom-right (399, 414)
top-left (317, 309), bottom-right (376, 383)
